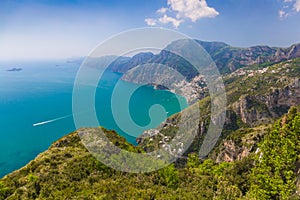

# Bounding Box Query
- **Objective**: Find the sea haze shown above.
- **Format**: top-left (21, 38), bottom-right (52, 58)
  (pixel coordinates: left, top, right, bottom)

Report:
top-left (0, 60), bottom-right (188, 178)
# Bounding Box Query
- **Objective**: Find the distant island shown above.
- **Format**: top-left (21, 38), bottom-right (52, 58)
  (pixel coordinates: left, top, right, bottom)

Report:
top-left (6, 68), bottom-right (22, 72)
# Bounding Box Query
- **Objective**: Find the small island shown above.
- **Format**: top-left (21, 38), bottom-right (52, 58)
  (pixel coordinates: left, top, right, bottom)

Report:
top-left (6, 68), bottom-right (23, 72)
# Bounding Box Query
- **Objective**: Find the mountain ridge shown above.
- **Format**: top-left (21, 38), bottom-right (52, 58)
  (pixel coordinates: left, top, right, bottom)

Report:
top-left (108, 40), bottom-right (300, 75)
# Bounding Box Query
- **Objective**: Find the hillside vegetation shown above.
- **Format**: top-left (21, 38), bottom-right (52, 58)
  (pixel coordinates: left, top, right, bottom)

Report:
top-left (0, 108), bottom-right (299, 199)
top-left (138, 58), bottom-right (300, 158)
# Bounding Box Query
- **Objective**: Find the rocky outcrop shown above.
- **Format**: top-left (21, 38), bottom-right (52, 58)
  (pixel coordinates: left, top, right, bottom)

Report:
top-left (234, 78), bottom-right (300, 125)
top-left (216, 140), bottom-right (252, 163)
top-left (266, 83), bottom-right (300, 111)
top-left (234, 95), bottom-right (270, 125)
top-left (215, 125), bottom-right (268, 163)
top-left (274, 44), bottom-right (300, 61)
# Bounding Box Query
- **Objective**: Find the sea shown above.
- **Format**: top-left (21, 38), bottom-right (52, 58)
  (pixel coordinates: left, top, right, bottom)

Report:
top-left (0, 60), bottom-right (188, 178)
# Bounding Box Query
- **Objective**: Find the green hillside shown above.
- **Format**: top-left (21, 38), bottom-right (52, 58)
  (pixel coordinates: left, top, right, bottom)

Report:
top-left (0, 108), bottom-right (299, 199)
top-left (138, 58), bottom-right (300, 157)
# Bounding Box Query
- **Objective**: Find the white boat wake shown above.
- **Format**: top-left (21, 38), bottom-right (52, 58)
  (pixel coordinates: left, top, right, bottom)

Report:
top-left (33, 115), bottom-right (72, 127)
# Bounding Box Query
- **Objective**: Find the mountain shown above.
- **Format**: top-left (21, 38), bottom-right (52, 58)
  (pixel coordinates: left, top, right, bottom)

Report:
top-left (196, 41), bottom-right (300, 74)
top-left (107, 40), bottom-right (300, 75)
top-left (108, 52), bottom-right (154, 73)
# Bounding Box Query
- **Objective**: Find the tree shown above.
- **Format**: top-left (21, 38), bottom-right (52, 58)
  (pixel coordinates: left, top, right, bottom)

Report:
top-left (0, 181), bottom-right (10, 199)
top-left (159, 164), bottom-right (179, 188)
top-left (248, 108), bottom-right (300, 199)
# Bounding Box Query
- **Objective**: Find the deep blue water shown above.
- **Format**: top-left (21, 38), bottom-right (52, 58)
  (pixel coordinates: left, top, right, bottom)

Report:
top-left (0, 60), bottom-right (187, 178)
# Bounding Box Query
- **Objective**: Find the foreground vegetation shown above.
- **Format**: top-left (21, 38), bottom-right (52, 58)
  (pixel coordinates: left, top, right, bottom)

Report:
top-left (0, 107), bottom-right (299, 199)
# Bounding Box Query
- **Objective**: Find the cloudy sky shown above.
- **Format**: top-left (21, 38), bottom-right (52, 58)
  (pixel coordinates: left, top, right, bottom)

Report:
top-left (0, 0), bottom-right (300, 60)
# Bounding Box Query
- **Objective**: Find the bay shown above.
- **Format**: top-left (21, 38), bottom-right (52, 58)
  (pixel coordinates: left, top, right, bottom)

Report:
top-left (0, 60), bottom-right (187, 178)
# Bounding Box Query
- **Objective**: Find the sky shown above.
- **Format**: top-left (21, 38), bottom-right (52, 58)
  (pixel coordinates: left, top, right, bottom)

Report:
top-left (0, 0), bottom-right (300, 60)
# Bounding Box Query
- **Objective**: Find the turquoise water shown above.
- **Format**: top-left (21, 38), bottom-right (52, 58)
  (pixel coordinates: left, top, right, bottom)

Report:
top-left (0, 61), bottom-right (187, 178)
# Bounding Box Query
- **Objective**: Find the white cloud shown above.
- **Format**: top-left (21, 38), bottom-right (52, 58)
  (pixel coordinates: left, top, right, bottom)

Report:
top-left (145, 0), bottom-right (218, 28)
top-left (168, 0), bottom-right (219, 22)
top-left (157, 7), bottom-right (168, 14)
top-left (145, 18), bottom-right (157, 26)
top-left (294, 0), bottom-right (300, 11)
top-left (280, 0), bottom-right (300, 17)
top-left (279, 10), bottom-right (289, 18)
top-left (158, 14), bottom-right (183, 28)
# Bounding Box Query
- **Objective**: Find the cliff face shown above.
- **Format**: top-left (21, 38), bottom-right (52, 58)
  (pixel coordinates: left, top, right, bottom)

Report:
top-left (216, 140), bottom-right (251, 163)
top-left (234, 95), bottom-right (271, 125)
top-left (233, 78), bottom-right (300, 125)
top-left (214, 126), bottom-right (267, 163)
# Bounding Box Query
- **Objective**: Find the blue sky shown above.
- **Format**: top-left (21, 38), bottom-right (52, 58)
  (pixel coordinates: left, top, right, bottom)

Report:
top-left (0, 0), bottom-right (300, 60)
